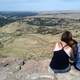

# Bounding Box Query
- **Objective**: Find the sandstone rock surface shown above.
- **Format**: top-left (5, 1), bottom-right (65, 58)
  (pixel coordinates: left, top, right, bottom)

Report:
top-left (0, 57), bottom-right (80, 80)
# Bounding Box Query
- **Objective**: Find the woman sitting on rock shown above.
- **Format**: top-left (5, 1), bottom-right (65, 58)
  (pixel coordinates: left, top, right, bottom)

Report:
top-left (49, 31), bottom-right (77, 73)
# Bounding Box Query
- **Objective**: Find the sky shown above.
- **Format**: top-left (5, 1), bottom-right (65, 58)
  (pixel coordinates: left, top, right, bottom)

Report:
top-left (0, 0), bottom-right (80, 11)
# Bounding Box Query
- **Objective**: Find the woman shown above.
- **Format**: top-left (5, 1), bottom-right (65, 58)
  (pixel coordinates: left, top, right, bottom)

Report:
top-left (49, 31), bottom-right (76, 73)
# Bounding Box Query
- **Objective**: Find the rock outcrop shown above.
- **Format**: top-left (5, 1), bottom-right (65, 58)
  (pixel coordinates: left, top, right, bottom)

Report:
top-left (0, 57), bottom-right (80, 80)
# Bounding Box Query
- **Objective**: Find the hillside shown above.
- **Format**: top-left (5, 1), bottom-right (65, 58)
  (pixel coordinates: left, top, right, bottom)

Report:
top-left (0, 12), bottom-right (80, 58)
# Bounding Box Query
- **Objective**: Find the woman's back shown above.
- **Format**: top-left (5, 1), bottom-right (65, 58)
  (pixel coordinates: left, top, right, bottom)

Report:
top-left (53, 41), bottom-right (72, 56)
top-left (50, 41), bottom-right (72, 70)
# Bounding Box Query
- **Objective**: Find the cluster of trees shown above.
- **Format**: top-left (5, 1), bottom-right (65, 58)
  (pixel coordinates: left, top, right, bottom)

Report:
top-left (0, 17), bottom-right (16, 27)
top-left (27, 17), bottom-right (80, 27)
top-left (37, 26), bottom-right (62, 35)
top-left (27, 18), bottom-right (59, 26)
top-left (0, 42), bottom-right (3, 48)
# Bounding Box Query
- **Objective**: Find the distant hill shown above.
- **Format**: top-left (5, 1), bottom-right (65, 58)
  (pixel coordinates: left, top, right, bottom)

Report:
top-left (0, 11), bottom-right (38, 17)
top-left (0, 11), bottom-right (38, 27)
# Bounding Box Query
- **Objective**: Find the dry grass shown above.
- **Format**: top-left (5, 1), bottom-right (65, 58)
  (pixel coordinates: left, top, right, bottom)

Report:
top-left (0, 33), bottom-right (60, 60)
top-left (0, 14), bottom-right (80, 60)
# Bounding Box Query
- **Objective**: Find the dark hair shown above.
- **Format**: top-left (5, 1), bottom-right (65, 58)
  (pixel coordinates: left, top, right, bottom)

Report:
top-left (61, 31), bottom-right (72, 46)
top-left (61, 31), bottom-right (77, 61)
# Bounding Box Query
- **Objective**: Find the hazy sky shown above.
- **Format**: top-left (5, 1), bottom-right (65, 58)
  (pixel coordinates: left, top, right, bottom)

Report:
top-left (0, 0), bottom-right (80, 11)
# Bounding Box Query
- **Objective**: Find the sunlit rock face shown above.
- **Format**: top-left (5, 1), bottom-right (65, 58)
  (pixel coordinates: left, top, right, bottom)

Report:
top-left (0, 58), bottom-right (80, 80)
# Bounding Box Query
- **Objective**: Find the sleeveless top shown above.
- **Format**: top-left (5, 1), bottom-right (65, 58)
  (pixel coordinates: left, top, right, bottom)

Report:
top-left (50, 42), bottom-right (70, 70)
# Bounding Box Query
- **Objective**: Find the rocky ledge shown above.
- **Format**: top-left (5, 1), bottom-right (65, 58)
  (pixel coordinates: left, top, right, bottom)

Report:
top-left (0, 57), bottom-right (80, 80)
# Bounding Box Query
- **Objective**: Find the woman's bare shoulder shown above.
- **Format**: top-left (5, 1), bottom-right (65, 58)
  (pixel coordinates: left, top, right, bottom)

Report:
top-left (53, 41), bottom-right (62, 51)
top-left (64, 46), bottom-right (72, 51)
top-left (64, 46), bottom-right (73, 57)
top-left (54, 41), bottom-right (62, 46)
